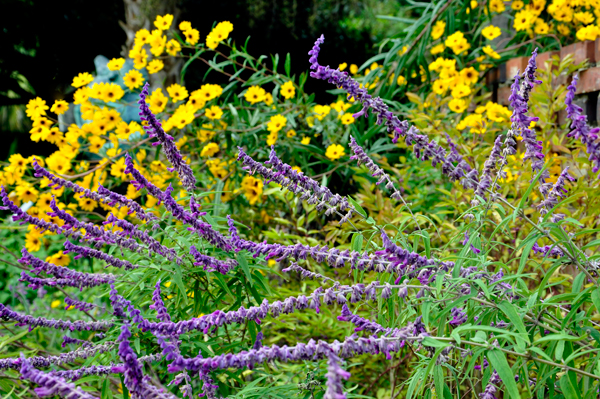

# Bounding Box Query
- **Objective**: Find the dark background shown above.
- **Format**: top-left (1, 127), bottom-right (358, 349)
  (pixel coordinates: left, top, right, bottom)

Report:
top-left (0, 0), bottom-right (408, 160)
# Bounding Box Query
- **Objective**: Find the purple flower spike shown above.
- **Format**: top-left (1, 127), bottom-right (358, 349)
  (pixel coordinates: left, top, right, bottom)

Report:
top-left (449, 307), bottom-right (468, 326)
top-left (532, 242), bottom-right (564, 258)
top-left (238, 146), bottom-right (354, 223)
top-left (63, 240), bottom-right (139, 270)
top-left (150, 280), bottom-right (172, 322)
top-left (112, 324), bottom-right (145, 396)
top-left (19, 354), bottom-right (96, 398)
top-left (324, 351), bottom-right (350, 399)
top-left (19, 249), bottom-right (115, 290)
top-left (32, 159), bottom-right (155, 222)
top-left (190, 246), bottom-right (237, 274)
top-left (307, 36), bottom-right (478, 191)
top-left (0, 303), bottom-right (112, 332)
top-left (139, 83), bottom-right (196, 191)
top-left (538, 166), bottom-right (575, 219)
top-left (566, 75), bottom-right (600, 174)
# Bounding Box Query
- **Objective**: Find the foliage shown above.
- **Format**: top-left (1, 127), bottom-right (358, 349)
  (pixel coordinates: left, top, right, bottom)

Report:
top-left (3, 1), bottom-right (600, 398)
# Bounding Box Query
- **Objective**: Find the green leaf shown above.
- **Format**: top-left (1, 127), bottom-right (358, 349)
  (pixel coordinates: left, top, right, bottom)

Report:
top-left (422, 336), bottom-right (451, 348)
top-left (284, 53), bottom-right (291, 77)
top-left (513, 164), bottom-right (549, 221)
top-left (172, 263), bottom-right (188, 306)
top-left (559, 373), bottom-right (580, 399)
top-left (498, 300), bottom-right (530, 344)
top-left (433, 366), bottom-right (444, 399)
top-left (351, 232), bottom-right (363, 253)
top-left (237, 253), bottom-right (253, 286)
top-left (487, 349), bottom-right (520, 399)
top-left (347, 196), bottom-right (367, 218)
top-left (534, 333), bottom-right (582, 344)
top-left (591, 287), bottom-right (600, 311)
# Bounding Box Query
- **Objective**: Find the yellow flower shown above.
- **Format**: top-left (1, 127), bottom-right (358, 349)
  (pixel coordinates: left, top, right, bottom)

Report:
top-left (325, 144), bottom-right (345, 160)
top-left (200, 143), bottom-right (220, 157)
top-left (51, 299), bottom-right (62, 309)
top-left (50, 100), bottom-right (68, 116)
top-left (341, 114), bottom-right (355, 125)
top-left (101, 84), bottom-right (125, 102)
top-left (46, 251), bottom-right (70, 267)
top-left (430, 43), bottom-right (445, 55)
top-left (514, 10), bottom-right (536, 31)
top-left (280, 81), bottom-right (296, 100)
top-left (73, 88), bottom-right (89, 105)
top-left (349, 64), bottom-right (358, 74)
top-left (534, 19), bottom-right (550, 35)
top-left (107, 58), bottom-right (125, 71)
top-left (26, 97), bottom-right (49, 118)
top-left (488, 0), bottom-right (505, 12)
top-left (338, 62), bottom-right (347, 71)
top-left (266, 131), bottom-right (278, 146)
top-left (448, 98), bottom-right (467, 113)
top-left (557, 24), bottom-right (570, 36)
top-left (431, 20), bottom-right (446, 40)
top-left (451, 84), bottom-right (471, 99)
top-left (25, 229), bottom-right (42, 252)
top-left (88, 136), bottom-right (106, 154)
top-left (78, 196), bottom-right (98, 212)
top-left (460, 67), bottom-right (478, 85)
top-left (148, 88), bottom-right (168, 114)
top-left (147, 59), bottom-right (164, 74)
top-left (179, 21), bottom-right (192, 31)
top-left (313, 104), bottom-right (331, 121)
top-left (123, 69), bottom-right (144, 90)
top-left (16, 184), bottom-right (38, 203)
top-left (286, 129), bottom-right (297, 138)
top-left (432, 79), bottom-right (448, 95)
top-left (205, 105), bottom-right (223, 120)
top-left (576, 25), bottom-right (600, 41)
top-left (241, 176), bottom-right (263, 205)
top-left (130, 47), bottom-right (148, 69)
top-left (482, 25), bottom-right (501, 40)
top-left (167, 84), bottom-right (189, 102)
top-left (197, 124), bottom-right (216, 142)
top-left (264, 93), bottom-right (273, 106)
top-left (110, 158), bottom-right (127, 179)
top-left (267, 114), bottom-right (287, 133)
top-left (184, 29), bottom-right (200, 45)
top-left (574, 11), bottom-right (594, 24)
top-left (72, 72), bottom-right (94, 88)
top-left (512, 0), bottom-right (524, 9)
top-left (166, 39), bottom-right (181, 56)
top-left (482, 46), bottom-right (501, 60)
top-left (244, 86), bottom-right (266, 104)
top-left (301, 136), bottom-right (311, 145)
top-left (154, 14), bottom-right (173, 31)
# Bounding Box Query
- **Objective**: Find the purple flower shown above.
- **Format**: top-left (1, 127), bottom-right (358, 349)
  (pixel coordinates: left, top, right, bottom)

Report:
top-left (566, 74), bottom-right (600, 174)
top-left (473, 135), bottom-right (503, 204)
top-left (324, 352), bottom-right (350, 399)
top-left (150, 280), bottom-right (172, 322)
top-left (190, 246), bottom-right (237, 274)
top-left (2, 341), bottom-right (115, 371)
top-left (0, 303), bottom-right (112, 332)
top-left (538, 167), bottom-right (575, 218)
top-left (238, 146), bottom-right (353, 223)
top-left (19, 249), bottom-right (115, 290)
top-left (63, 240), bottom-right (139, 270)
top-left (532, 242), bottom-right (564, 258)
top-left (349, 136), bottom-right (404, 200)
top-left (19, 354), bottom-right (96, 398)
top-left (449, 307), bottom-right (468, 326)
top-left (111, 324), bottom-right (145, 396)
top-left (125, 155), bottom-right (232, 251)
top-left (307, 35), bottom-right (477, 190)
top-left (139, 82), bottom-right (196, 191)
top-left (32, 159), bottom-right (155, 222)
